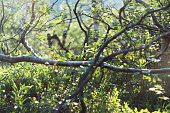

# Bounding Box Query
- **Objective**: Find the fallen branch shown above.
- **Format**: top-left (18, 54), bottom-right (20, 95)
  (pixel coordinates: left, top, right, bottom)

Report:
top-left (0, 54), bottom-right (169, 74)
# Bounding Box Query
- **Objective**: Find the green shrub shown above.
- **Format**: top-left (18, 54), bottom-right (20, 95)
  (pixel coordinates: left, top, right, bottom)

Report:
top-left (0, 63), bottom-right (169, 112)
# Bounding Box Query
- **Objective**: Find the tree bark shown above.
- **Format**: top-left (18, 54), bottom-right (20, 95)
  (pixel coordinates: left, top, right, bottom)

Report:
top-left (92, 0), bottom-right (99, 42)
top-left (160, 37), bottom-right (170, 97)
top-left (160, 38), bottom-right (169, 68)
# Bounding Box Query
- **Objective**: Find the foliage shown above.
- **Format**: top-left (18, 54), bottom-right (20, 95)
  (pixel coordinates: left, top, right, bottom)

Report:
top-left (0, 0), bottom-right (170, 112)
top-left (0, 63), bottom-right (169, 112)
top-left (0, 63), bottom-right (168, 113)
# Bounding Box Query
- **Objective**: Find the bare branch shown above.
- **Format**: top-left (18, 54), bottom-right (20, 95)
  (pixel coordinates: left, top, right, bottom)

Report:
top-left (94, 3), bottom-right (170, 65)
top-left (119, 0), bottom-right (132, 26)
top-left (135, 0), bottom-right (163, 30)
top-left (99, 31), bottom-right (170, 65)
top-left (62, 0), bottom-right (72, 46)
top-left (48, 0), bottom-right (59, 10)
top-left (0, 54), bottom-right (170, 74)
top-left (18, 1), bottom-right (37, 56)
top-left (103, 63), bottom-right (170, 74)
top-left (47, 34), bottom-right (69, 52)
top-left (73, 0), bottom-right (89, 46)
top-left (0, 54), bottom-right (90, 66)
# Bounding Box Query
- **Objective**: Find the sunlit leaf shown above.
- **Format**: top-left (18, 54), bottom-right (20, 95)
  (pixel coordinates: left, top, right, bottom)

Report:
top-left (156, 91), bottom-right (163, 94)
top-left (149, 87), bottom-right (157, 91)
top-left (159, 96), bottom-right (169, 100)
top-left (45, 62), bottom-right (50, 65)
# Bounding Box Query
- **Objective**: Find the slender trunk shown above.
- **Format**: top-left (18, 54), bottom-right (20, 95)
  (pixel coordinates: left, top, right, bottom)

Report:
top-left (92, 0), bottom-right (99, 42)
top-left (160, 39), bottom-right (169, 68)
top-left (160, 38), bottom-right (170, 97)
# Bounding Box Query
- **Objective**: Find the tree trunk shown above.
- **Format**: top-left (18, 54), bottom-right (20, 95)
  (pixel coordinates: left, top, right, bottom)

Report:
top-left (160, 39), bottom-right (169, 68)
top-left (92, 0), bottom-right (99, 42)
top-left (160, 38), bottom-right (170, 97)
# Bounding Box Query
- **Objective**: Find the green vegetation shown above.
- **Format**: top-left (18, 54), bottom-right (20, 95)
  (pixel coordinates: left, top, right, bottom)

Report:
top-left (0, 63), bottom-right (169, 112)
top-left (0, 0), bottom-right (169, 112)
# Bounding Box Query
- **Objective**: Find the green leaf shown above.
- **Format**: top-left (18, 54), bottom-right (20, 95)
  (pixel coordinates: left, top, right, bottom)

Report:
top-left (159, 96), bottom-right (169, 100)
top-left (81, 0), bottom-right (87, 3)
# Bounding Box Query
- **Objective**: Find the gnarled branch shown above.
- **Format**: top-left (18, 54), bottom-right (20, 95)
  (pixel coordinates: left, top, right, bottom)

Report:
top-left (47, 34), bottom-right (69, 52)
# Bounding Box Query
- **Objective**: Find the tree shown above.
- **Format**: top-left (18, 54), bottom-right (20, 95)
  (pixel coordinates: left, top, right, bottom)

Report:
top-left (0, 0), bottom-right (170, 112)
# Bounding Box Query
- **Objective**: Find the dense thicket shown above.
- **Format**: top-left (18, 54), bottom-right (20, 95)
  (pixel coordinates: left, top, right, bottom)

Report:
top-left (0, 0), bottom-right (169, 112)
